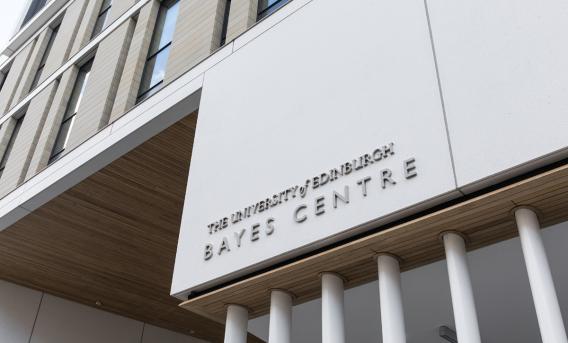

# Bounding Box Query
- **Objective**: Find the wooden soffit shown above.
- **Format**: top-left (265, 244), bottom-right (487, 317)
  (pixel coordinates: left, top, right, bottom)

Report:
top-left (0, 113), bottom-right (263, 343)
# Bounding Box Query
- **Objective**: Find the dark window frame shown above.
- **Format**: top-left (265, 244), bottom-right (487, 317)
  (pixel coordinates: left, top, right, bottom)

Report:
top-left (257, 0), bottom-right (289, 20)
top-left (220, 0), bottom-right (232, 46)
top-left (30, 24), bottom-right (60, 91)
top-left (48, 59), bottom-right (94, 165)
top-left (21, 0), bottom-right (48, 28)
top-left (91, 0), bottom-right (113, 39)
top-left (136, 0), bottom-right (180, 103)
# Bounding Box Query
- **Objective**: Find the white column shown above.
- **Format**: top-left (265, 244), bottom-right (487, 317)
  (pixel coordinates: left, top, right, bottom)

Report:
top-left (268, 290), bottom-right (293, 343)
top-left (224, 304), bottom-right (249, 343)
top-left (377, 254), bottom-right (407, 343)
top-left (442, 232), bottom-right (482, 343)
top-left (515, 207), bottom-right (568, 343)
top-left (321, 273), bottom-right (346, 343)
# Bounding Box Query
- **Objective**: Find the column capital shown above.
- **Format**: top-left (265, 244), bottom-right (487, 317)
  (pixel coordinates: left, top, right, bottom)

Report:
top-left (268, 288), bottom-right (297, 300)
top-left (319, 271), bottom-right (348, 283)
top-left (439, 230), bottom-right (470, 244)
top-left (224, 303), bottom-right (251, 313)
top-left (511, 205), bottom-right (543, 220)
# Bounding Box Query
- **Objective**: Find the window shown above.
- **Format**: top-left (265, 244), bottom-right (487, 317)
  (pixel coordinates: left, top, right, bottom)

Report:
top-left (258, 0), bottom-right (289, 20)
top-left (30, 24), bottom-right (60, 91)
top-left (21, 0), bottom-right (48, 28)
top-left (49, 59), bottom-right (93, 164)
top-left (91, 0), bottom-right (113, 39)
top-left (220, 0), bottom-right (231, 46)
top-left (137, 0), bottom-right (180, 103)
top-left (0, 115), bottom-right (25, 178)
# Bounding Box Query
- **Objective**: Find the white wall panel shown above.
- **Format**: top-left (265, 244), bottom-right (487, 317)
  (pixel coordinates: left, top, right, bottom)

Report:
top-left (427, 0), bottom-right (568, 190)
top-left (29, 295), bottom-right (143, 343)
top-left (173, 0), bottom-right (457, 294)
top-left (0, 280), bottom-right (42, 343)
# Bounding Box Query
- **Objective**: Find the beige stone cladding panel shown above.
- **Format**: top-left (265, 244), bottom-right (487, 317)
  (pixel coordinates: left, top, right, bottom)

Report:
top-left (0, 120), bottom-right (16, 159)
top-left (110, 0), bottom-right (160, 123)
top-left (226, 0), bottom-right (258, 42)
top-left (26, 69), bottom-right (78, 179)
top-left (69, 0), bottom-right (138, 56)
top-left (40, 0), bottom-right (89, 85)
top-left (66, 20), bottom-right (136, 151)
top-left (12, 29), bottom-right (52, 104)
top-left (69, 0), bottom-right (105, 55)
top-left (0, 83), bottom-right (59, 198)
top-left (0, 42), bottom-right (36, 114)
top-left (108, 0), bottom-right (138, 22)
top-left (165, 0), bottom-right (226, 83)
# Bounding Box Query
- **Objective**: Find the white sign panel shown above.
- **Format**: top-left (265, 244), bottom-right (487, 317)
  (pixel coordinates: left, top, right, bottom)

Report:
top-left (172, 0), bottom-right (458, 297)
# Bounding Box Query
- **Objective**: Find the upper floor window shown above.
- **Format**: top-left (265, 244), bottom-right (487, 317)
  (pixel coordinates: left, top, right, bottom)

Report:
top-left (49, 59), bottom-right (93, 164)
top-left (21, 0), bottom-right (48, 28)
top-left (220, 0), bottom-right (231, 46)
top-left (137, 0), bottom-right (180, 103)
top-left (91, 0), bottom-right (113, 39)
top-left (30, 24), bottom-right (60, 91)
top-left (258, 0), bottom-right (289, 20)
top-left (0, 115), bottom-right (25, 178)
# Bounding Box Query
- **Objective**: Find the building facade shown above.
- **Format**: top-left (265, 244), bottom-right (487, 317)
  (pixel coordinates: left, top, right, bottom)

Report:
top-left (0, 0), bottom-right (567, 342)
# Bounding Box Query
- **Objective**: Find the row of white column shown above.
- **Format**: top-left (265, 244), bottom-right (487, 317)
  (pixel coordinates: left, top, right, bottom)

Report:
top-left (223, 207), bottom-right (567, 343)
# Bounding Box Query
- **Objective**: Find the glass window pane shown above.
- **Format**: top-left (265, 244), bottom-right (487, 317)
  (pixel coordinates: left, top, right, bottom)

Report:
top-left (91, 11), bottom-right (108, 38)
top-left (258, 0), bottom-right (288, 19)
top-left (22, 0), bottom-right (48, 27)
top-left (50, 116), bottom-right (76, 162)
top-left (101, 0), bottom-right (112, 12)
top-left (220, 0), bottom-right (231, 46)
top-left (149, 1), bottom-right (180, 54)
top-left (139, 47), bottom-right (170, 97)
top-left (65, 60), bottom-right (93, 119)
top-left (31, 25), bottom-right (59, 92)
top-left (41, 25), bottom-right (59, 66)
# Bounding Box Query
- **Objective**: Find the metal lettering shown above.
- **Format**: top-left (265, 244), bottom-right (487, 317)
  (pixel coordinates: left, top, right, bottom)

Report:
top-left (357, 176), bottom-right (372, 197)
top-left (204, 244), bottom-right (213, 261)
top-left (251, 224), bottom-right (261, 241)
top-left (333, 186), bottom-right (350, 209)
top-left (313, 176), bottom-right (320, 189)
top-left (404, 158), bottom-right (417, 179)
top-left (234, 229), bottom-right (246, 248)
top-left (315, 196), bottom-right (326, 216)
top-left (218, 237), bottom-right (230, 255)
top-left (373, 149), bottom-right (383, 161)
top-left (383, 142), bottom-right (395, 157)
top-left (380, 169), bottom-right (397, 189)
top-left (294, 205), bottom-right (308, 223)
top-left (266, 218), bottom-right (276, 236)
top-left (320, 173), bottom-right (330, 187)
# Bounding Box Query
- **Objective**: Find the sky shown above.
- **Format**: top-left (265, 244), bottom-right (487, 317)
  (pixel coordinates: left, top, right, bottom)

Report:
top-left (0, 3), bottom-right (28, 63)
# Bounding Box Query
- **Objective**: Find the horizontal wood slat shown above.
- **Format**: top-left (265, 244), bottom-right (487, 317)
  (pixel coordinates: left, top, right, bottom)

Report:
top-left (181, 162), bottom-right (568, 322)
top-left (0, 113), bottom-right (263, 343)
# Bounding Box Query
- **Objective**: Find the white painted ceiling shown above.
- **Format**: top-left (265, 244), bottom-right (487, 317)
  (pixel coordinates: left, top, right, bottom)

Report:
top-left (249, 220), bottom-right (568, 342)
